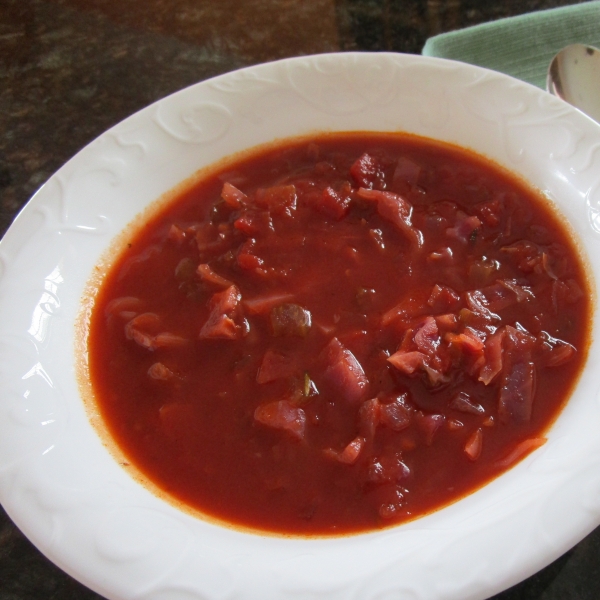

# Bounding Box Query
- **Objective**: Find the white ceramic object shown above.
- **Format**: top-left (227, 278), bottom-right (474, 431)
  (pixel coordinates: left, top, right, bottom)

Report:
top-left (1, 52), bottom-right (600, 600)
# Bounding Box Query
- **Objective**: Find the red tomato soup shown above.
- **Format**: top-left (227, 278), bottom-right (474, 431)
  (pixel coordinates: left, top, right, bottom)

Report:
top-left (87, 133), bottom-right (591, 535)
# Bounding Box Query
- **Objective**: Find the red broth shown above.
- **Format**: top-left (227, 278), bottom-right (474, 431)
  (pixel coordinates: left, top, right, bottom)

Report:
top-left (87, 133), bottom-right (591, 535)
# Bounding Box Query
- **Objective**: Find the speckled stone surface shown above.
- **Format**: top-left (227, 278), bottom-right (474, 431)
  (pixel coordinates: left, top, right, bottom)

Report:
top-left (1, 1), bottom-right (599, 598)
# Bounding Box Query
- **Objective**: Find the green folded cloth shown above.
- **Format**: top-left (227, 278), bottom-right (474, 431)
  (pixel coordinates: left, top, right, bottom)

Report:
top-left (422, 1), bottom-right (600, 88)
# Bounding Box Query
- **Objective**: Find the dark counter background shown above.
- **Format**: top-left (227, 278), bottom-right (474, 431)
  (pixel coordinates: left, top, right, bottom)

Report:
top-left (1, 0), bottom-right (599, 598)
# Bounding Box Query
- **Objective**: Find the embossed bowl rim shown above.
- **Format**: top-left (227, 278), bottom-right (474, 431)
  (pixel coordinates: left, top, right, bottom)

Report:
top-left (1, 52), bottom-right (600, 600)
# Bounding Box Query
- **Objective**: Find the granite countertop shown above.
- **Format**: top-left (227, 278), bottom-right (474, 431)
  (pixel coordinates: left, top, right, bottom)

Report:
top-left (1, 0), bottom-right (599, 598)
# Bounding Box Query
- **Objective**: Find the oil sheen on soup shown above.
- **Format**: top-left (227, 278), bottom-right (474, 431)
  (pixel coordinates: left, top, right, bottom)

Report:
top-left (87, 132), bottom-right (591, 535)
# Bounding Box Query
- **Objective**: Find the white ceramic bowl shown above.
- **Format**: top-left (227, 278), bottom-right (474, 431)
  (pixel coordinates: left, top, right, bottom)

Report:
top-left (1, 52), bottom-right (600, 600)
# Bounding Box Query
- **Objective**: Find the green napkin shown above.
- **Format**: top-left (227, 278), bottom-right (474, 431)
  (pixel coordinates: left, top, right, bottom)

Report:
top-left (422, 1), bottom-right (600, 89)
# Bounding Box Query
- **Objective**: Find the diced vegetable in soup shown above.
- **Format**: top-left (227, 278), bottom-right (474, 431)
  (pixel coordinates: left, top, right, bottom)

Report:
top-left (87, 132), bottom-right (591, 535)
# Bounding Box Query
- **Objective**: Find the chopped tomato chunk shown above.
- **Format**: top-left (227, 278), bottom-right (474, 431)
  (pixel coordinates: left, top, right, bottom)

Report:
top-left (498, 326), bottom-right (536, 423)
top-left (199, 285), bottom-right (247, 340)
top-left (152, 332), bottom-right (188, 348)
top-left (257, 349), bottom-right (298, 384)
top-left (125, 311), bottom-right (159, 335)
top-left (464, 428), bottom-right (483, 461)
top-left (415, 412), bottom-right (445, 445)
top-left (499, 361), bottom-right (535, 423)
top-left (446, 329), bottom-right (484, 357)
top-left (148, 362), bottom-right (175, 380)
top-left (350, 153), bottom-right (384, 189)
top-left (324, 436), bottom-right (365, 465)
top-left (427, 284), bottom-right (460, 311)
top-left (446, 212), bottom-right (482, 243)
top-left (387, 350), bottom-right (426, 375)
top-left (254, 399), bottom-right (306, 440)
top-left (540, 332), bottom-right (576, 367)
top-left (320, 186), bottom-right (351, 220)
top-left (105, 296), bottom-right (143, 318)
top-left (167, 223), bottom-right (187, 244)
top-left (450, 392), bottom-right (485, 415)
top-left (237, 238), bottom-right (264, 270)
top-left (357, 187), bottom-right (423, 247)
top-left (381, 294), bottom-right (427, 327)
top-left (234, 209), bottom-right (274, 237)
top-left (498, 279), bottom-right (534, 303)
top-left (379, 394), bottom-right (413, 432)
top-left (321, 337), bottom-right (369, 404)
top-left (221, 182), bottom-right (247, 208)
top-left (479, 330), bottom-right (504, 385)
top-left (125, 313), bottom-right (184, 351)
top-left (197, 263), bottom-right (233, 288)
top-left (465, 290), bottom-right (500, 323)
top-left (358, 397), bottom-right (381, 439)
top-left (255, 185), bottom-right (297, 215)
top-left (413, 316), bottom-right (440, 355)
top-left (435, 313), bottom-right (459, 331)
top-left (366, 453), bottom-right (410, 484)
